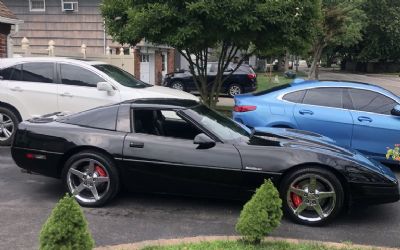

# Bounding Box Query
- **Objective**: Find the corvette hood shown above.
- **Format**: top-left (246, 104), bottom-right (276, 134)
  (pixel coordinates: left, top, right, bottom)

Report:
top-left (251, 129), bottom-right (353, 156)
top-left (247, 128), bottom-right (387, 174)
top-left (254, 127), bottom-right (336, 144)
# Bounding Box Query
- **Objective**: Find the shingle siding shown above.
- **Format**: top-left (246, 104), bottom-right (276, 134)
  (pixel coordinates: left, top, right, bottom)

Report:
top-left (3, 0), bottom-right (117, 55)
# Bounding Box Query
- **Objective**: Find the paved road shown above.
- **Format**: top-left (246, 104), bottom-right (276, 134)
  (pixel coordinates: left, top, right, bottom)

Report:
top-left (318, 70), bottom-right (400, 95)
top-left (0, 147), bottom-right (399, 249)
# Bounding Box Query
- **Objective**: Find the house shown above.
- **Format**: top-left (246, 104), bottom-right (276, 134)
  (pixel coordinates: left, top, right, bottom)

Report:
top-left (2, 0), bottom-right (175, 85)
top-left (0, 0), bottom-right (21, 58)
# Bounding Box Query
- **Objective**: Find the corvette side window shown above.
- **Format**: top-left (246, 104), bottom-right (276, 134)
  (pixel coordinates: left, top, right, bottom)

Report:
top-left (61, 105), bottom-right (118, 131)
top-left (133, 109), bottom-right (201, 140)
top-left (303, 88), bottom-right (343, 108)
top-left (348, 89), bottom-right (396, 115)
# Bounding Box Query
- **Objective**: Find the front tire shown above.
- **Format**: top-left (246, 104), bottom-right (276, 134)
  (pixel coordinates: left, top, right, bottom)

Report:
top-left (62, 151), bottom-right (120, 207)
top-left (0, 107), bottom-right (19, 146)
top-left (280, 167), bottom-right (344, 226)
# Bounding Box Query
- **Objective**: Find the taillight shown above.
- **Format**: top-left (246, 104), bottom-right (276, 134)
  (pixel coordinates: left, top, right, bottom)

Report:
top-left (25, 153), bottom-right (46, 160)
top-left (247, 73), bottom-right (256, 80)
top-left (234, 105), bottom-right (257, 112)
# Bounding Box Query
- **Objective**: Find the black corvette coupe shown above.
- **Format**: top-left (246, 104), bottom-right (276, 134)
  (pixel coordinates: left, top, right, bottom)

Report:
top-left (11, 98), bottom-right (399, 225)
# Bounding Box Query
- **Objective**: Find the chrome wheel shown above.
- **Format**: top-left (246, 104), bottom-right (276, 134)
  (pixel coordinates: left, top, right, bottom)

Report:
top-left (229, 84), bottom-right (242, 96)
top-left (67, 158), bottom-right (111, 204)
top-left (286, 174), bottom-right (336, 222)
top-left (171, 82), bottom-right (184, 91)
top-left (0, 113), bottom-right (14, 142)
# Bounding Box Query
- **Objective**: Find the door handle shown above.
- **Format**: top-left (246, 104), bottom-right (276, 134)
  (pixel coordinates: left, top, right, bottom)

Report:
top-left (10, 86), bottom-right (23, 92)
top-left (129, 141), bottom-right (144, 148)
top-left (358, 116), bottom-right (372, 122)
top-left (60, 92), bottom-right (73, 97)
top-left (299, 109), bottom-right (314, 115)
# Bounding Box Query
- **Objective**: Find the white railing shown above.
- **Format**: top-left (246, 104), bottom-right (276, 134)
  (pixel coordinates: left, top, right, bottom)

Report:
top-left (12, 37), bottom-right (135, 75)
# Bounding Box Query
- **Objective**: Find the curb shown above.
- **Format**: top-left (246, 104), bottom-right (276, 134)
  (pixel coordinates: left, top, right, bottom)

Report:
top-left (95, 236), bottom-right (400, 250)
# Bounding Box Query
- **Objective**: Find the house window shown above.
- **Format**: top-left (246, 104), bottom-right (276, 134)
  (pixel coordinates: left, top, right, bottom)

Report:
top-left (61, 0), bottom-right (79, 12)
top-left (29, 0), bottom-right (46, 11)
top-left (140, 54), bottom-right (150, 62)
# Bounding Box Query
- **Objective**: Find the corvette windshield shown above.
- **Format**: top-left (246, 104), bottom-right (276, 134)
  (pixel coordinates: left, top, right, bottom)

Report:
top-left (94, 64), bottom-right (151, 88)
top-left (184, 105), bottom-right (251, 141)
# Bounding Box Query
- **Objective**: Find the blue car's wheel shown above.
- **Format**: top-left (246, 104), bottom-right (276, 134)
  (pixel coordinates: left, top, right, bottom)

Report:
top-left (280, 167), bottom-right (344, 226)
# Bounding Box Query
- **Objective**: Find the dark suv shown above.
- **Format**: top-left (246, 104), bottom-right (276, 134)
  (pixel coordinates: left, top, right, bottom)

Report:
top-left (163, 62), bottom-right (257, 97)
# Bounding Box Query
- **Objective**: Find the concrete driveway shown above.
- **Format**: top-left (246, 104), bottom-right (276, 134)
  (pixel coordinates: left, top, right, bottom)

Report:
top-left (0, 147), bottom-right (399, 249)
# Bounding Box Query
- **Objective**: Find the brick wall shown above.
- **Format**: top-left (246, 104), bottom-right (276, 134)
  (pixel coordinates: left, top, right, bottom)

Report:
top-left (133, 48), bottom-right (141, 79)
top-left (155, 50), bottom-right (163, 85)
top-left (167, 49), bottom-right (175, 73)
top-left (0, 23), bottom-right (11, 58)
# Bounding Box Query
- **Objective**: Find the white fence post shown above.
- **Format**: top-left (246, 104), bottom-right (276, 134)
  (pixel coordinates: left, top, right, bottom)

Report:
top-left (81, 43), bottom-right (87, 59)
top-left (47, 40), bottom-right (55, 56)
top-left (21, 37), bottom-right (30, 56)
top-left (120, 47), bottom-right (125, 68)
top-left (106, 46), bottom-right (111, 59)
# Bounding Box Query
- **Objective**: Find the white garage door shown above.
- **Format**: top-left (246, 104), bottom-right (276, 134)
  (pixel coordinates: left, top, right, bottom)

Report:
top-left (140, 54), bottom-right (150, 83)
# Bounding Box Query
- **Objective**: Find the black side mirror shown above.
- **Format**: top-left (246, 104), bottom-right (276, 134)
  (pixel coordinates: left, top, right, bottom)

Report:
top-left (194, 133), bottom-right (216, 149)
top-left (391, 105), bottom-right (400, 116)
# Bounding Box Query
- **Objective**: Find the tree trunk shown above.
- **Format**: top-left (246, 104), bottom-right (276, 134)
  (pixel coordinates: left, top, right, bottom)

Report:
top-left (308, 43), bottom-right (324, 80)
top-left (284, 50), bottom-right (290, 72)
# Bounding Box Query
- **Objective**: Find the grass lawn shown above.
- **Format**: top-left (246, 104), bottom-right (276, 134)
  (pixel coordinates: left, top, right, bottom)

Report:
top-left (142, 240), bottom-right (365, 250)
top-left (256, 74), bottom-right (294, 92)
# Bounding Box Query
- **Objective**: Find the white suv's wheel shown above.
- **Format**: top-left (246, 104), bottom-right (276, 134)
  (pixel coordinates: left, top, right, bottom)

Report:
top-left (0, 107), bottom-right (19, 146)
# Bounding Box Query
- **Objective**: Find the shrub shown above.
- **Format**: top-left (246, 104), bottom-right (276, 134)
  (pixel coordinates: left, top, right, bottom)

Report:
top-left (39, 194), bottom-right (95, 250)
top-left (386, 144), bottom-right (400, 161)
top-left (235, 179), bottom-right (282, 244)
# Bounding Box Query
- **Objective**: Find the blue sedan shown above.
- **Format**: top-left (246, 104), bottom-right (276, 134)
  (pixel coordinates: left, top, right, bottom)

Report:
top-left (233, 79), bottom-right (400, 164)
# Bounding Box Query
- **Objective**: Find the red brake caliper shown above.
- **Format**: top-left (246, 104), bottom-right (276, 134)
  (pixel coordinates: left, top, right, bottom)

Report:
top-left (95, 165), bottom-right (107, 177)
top-left (291, 185), bottom-right (302, 208)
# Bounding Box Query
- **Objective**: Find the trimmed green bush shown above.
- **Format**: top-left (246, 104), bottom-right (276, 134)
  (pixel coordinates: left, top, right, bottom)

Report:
top-left (236, 179), bottom-right (283, 244)
top-left (39, 194), bottom-right (95, 250)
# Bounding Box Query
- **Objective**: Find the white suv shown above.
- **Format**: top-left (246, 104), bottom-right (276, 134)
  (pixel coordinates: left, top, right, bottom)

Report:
top-left (0, 57), bottom-right (197, 145)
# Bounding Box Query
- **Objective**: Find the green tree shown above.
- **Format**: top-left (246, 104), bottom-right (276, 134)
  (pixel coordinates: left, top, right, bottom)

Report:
top-left (357, 0), bottom-right (400, 62)
top-left (308, 0), bottom-right (366, 79)
top-left (39, 194), bottom-right (94, 250)
top-left (101, 0), bottom-right (319, 107)
top-left (235, 179), bottom-right (282, 244)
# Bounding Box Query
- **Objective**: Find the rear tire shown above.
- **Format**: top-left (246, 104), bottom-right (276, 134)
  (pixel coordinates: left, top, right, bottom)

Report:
top-left (0, 107), bottom-right (19, 146)
top-left (228, 83), bottom-right (242, 97)
top-left (62, 151), bottom-right (120, 207)
top-left (170, 81), bottom-right (185, 91)
top-left (280, 167), bottom-right (344, 226)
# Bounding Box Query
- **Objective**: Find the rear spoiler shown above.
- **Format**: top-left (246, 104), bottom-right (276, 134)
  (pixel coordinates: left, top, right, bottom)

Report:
top-left (28, 112), bottom-right (70, 123)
